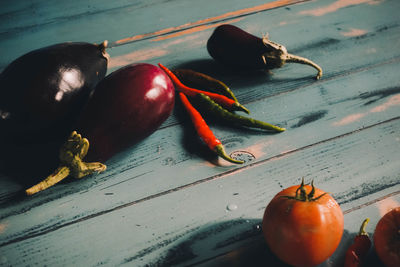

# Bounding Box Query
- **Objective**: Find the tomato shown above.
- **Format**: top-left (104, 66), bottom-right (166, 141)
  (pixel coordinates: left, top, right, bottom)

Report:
top-left (373, 207), bottom-right (400, 267)
top-left (262, 180), bottom-right (344, 267)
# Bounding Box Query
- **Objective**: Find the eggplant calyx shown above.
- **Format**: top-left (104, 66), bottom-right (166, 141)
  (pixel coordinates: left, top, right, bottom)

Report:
top-left (58, 132), bottom-right (106, 178)
top-left (25, 131), bottom-right (106, 195)
top-left (98, 40), bottom-right (110, 62)
top-left (261, 35), bottom-right (323, 80)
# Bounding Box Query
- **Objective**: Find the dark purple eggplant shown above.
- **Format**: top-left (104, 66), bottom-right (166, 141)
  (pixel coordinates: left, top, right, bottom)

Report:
top-left (0, 41), bottom-right (109, 184)
top-left (26, 63), bottom-right (175, 195)
top-left (207, 24), bottom-right (322, 79)
top-left (0, 41), bottom-right (109, 145)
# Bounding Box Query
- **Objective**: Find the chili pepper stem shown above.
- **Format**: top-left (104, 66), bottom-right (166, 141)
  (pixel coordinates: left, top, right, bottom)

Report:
top-left (25, 131), bottom-right (106, 195)
top-left (344, 217), bottom-right (372, 267)
top-left (172, 69), bottom-right (239, 102)
top-left (159, 63), bottom-right (249, 113)
top-left (179, 92), bottom-right (244, 165)
top-left (234, 102), bottom-right (250, 114)
top-left (358, 218), bottom-right (370, 236)
top-left (214, 144), bottom-right (244, 164)
top-left (197, 93), bottom-right (285, 132)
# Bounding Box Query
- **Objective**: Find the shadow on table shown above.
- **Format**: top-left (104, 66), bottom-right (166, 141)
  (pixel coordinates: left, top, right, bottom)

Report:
top-left (173, 58), bottom-right (317, 92)
top-left (154, 218), bottom-right (385, 267)
top-left (173, 59), bottom-right (274, 89)
top-left (0, 140), bottom-right (64, 206)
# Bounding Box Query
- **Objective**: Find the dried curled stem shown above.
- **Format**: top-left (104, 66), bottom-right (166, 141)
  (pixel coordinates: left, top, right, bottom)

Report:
top-left (261, 35), bottom-right (323, 80)
top-left (25, 131), bottom-right (106, 195)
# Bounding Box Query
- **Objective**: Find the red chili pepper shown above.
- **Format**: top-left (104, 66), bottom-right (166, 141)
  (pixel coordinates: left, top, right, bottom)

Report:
top-left (344, 218), bottom-right (371, 267)
top-left (158, 63), bottom-right (248, 113)
top-left (178, 92), bottom-right (243, 164)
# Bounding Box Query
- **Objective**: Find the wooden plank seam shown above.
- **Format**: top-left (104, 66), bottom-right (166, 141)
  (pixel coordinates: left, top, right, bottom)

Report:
top-left (1, 116), bottom-right (399, 249)
top-left (109, 0), bottom-right (309, 47)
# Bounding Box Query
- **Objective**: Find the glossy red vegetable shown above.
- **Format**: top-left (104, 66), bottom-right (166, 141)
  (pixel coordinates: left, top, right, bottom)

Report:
top-left (344, 218), bottom-right (371, 267)
top-left (178, 92), bottom-right (243, 164)
top-left (75, 63), bottom-right (175, 162)
top-left (262, 180), bottom-right (344, 267)
top-left (207, 24), bottom-right (322, 79)
top-left (374, 207), bottom-right (400, 267)
top-left (26, 63), bottom-right (175, 195)
top-left (172, 69), bottom-right (239, 102)
top-left (158, 63), bottom-right (248, 113)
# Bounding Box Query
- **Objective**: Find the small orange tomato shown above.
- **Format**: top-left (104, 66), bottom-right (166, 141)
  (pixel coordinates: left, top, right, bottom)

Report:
top-left (374, 207), bottom-right (400, 267)
top-left (262, 180), bottom-right (344, 267)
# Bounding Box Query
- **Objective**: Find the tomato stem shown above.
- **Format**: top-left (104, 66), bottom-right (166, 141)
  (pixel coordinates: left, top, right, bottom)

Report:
top-left (298, 179), bottom-right (309, 201)
top-left (283, 178), bottom-right (327, 202)
top-left (308, 180), bottom-right (316, 198)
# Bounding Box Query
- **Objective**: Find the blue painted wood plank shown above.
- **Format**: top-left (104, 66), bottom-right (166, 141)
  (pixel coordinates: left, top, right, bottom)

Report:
top-left (0, 119), bottom-right (399, 265)
top-left (193, 191), bottom-right (400, 267)
top-left (105, 0), bottom-right (400, 71)
top-left (2, 51), bottom-right (399, 219)
top-left (1, 0), bottom-right (400, 238)
top-left (0, 0), bottom-right (303, 69)
top-left (0, 0), bottom-right (399, 266)
top-left (0, 57), bottom-right (399, 264)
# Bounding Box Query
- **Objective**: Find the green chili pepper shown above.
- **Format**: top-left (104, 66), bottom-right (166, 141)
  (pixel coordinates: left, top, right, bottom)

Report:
top-left (195, 93), bottom-right (286, 132)
top-left (159, 64), bottom-right (248, 114)
top-left (172, 69), bottom-right (249, 113)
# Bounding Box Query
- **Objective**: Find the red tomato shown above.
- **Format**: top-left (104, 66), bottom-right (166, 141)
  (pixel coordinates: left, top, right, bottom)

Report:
top-left (374, 207), bottom-right (400, 267)
top-left (262, 181), bottom-right (344, 267)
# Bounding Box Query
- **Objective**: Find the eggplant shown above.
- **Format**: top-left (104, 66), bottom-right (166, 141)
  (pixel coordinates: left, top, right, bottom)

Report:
top-left (0, 41), bottom-right (109, 187)
top-left (76, 63), bottom-right (175, 162)
top-left (207, 24), bottom-right (322, 79)
top-left (0, 41), bottom-right (109, 145)
top-left (26, 63), bottom-right (175, 195)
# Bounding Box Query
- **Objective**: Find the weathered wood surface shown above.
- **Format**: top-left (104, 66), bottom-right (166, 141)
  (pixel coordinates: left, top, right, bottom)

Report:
top-left (0, 0), bottom-right (399, 266)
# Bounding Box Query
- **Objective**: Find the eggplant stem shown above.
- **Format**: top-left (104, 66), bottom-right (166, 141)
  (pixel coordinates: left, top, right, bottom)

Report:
top-left (26, 166), bottom-right (70, 195)
top-left (98, 40), bottom-right (110, 62)
top-left (25, 131), bottom-right (106, 195)
top-left (286, 53), bottom-right (323, 80)
top-left (261, 36), bottom-right (323, 80)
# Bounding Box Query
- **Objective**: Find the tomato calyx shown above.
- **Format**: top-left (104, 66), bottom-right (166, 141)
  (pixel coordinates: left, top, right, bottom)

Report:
top-left (282, 178), bottom-right (328, 202)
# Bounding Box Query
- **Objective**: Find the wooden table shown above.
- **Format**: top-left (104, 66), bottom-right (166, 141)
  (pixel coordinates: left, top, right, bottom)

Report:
top-left (1, 0), bottom-right (399, 266)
